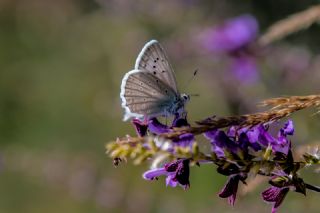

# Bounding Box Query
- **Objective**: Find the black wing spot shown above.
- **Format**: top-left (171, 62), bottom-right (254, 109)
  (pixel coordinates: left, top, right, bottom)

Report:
top-left (153, 71), bottom-right (157, 75)
top-left (161, 59), bottom-right (165, 62)
top-left (162, 70), bottom-right (166, 73)
top-left (153, 65), bottom-right (156, 69)
top-left (156, 79), bottom-right (159, 83)
top-left (156, 57), bottom-right (159, 60)
top-left (154, 60), bottom-right (157, 63)
top-left (165, 90), bottom-right (168, 93)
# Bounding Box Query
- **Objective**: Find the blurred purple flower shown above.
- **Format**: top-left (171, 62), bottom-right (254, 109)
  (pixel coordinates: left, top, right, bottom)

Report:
top-left (199, 14), bottom-right (260, 84)
top-left (267, 45), bottom-right (311, 83)
top-left (230, 56), bottom-right (258, 84)
top-left (143, 159), bottom-right (190, 189)
top-left (200, 14), bottom-right (258, 53)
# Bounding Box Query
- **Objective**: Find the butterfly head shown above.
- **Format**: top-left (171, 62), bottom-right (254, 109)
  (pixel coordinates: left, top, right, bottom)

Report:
top-left (181, 93), bottom-right (190, 104)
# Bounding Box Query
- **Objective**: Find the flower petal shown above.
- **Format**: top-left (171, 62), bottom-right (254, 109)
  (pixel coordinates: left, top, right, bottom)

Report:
top-left (142, 168), bottom-right (167, 180)
top-left (148, 118), bottom-right (170, 134)
top-left (282, 120), bottom-right (294, 135)
top-left (132, 119), bottom-right (148, 137)
top-left (261, 186), bottom-right (289, 211)
top-left (219, 175), bottom-right (241, 206)
top-left (166, 175), bottom-right (178, 187)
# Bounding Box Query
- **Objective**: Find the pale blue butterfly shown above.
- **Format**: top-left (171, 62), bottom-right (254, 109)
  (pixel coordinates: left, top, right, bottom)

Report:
top-left (120, 40), bottom-right (190, 121)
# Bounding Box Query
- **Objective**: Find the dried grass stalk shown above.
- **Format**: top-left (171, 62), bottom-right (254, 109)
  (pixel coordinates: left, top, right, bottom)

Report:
top-left (258, 5), bottom-right (320, 46)
top-left (166, 94), bottom-right (320, 139)
top-left (114, 94), bottom-right (320, 143)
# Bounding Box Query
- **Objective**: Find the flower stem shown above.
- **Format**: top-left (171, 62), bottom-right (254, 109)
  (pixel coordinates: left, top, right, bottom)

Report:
top-left (306, 183), bottom-right (320, 193)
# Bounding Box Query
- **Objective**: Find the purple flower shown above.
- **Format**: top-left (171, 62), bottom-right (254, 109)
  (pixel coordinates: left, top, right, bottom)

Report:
top-left (236, 120), bottom-right (294, 155)
top-left (172, 115), bottom-right (190, 127)
top-left (200, 14), bottom-right (258, 53)
top-left (148, 116), bottom-right (195, 147)
top-left (204, 129), bottom-right (240, 158)
top-left (171, 115), bottom-right (195, 147)
top-left (132, 119), bottom-right (148, 137)
top-left (273, 120), bottom-right (294, 154)
top-left (237, 127), bottom-right (262, 151)
top-left (230, 56), bottom-right (258, 84)
top-left (278, 119), bottom-right (294, 140)
top-left (262, 186), bottom-right (289, 213)
top-left (205, 120), bottom-right (294, 157)
top-left (131, 113), bottom-right (195, 148)
top-left (261, 171), bottom-right (307, 213)
top-left (219, 174), bottom-right (247, 206)
top-left (173, 133), bottom-right (195, 147)
top-left (143, 159), bottom-right (190, 189)
top-left (148, 117), bottom-right (171, 134)
top-left (259, 120), bottom-right (294, 155)
top-left (143, 167), bottom-right (167, 180)
top-left (198, 14), bottom-right (260, 85)
top-left (205, 125), bottom-right (261, 158)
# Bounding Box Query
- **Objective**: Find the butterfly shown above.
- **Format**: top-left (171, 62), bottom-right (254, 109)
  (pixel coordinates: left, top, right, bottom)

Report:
top-left (120, 40), bottom-right (190, 121)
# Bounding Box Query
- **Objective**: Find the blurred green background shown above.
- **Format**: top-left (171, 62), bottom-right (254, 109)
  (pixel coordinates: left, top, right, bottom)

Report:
top-left (0, 0), bottom-right (320, 212)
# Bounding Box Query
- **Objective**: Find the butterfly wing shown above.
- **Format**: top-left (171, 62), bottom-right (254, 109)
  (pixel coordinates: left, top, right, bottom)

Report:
top-left (120, 70), bottom-right (177, 121)
top-left (135, 40), bottom-right (179, 93)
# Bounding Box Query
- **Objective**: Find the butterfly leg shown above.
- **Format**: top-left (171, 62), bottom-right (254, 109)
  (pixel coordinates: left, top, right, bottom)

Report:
top-left (143, 115), bottom-right (149, 125)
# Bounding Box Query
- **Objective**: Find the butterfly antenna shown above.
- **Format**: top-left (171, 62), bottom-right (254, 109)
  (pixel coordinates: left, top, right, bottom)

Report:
top-left (189, 94), bottom-right (200, 97)
top-left (182, 69), bottom-right (198, 91)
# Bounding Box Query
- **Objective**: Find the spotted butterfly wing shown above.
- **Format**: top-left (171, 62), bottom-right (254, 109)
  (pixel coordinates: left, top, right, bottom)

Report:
top-left (135, 40), bottom-right (178, 93)
top-left (120, 40), bottom-right (180, 121)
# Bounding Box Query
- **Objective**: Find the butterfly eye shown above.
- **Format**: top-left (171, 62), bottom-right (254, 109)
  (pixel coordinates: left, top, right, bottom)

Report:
top-left (182, 94), bottom-right (189, 100)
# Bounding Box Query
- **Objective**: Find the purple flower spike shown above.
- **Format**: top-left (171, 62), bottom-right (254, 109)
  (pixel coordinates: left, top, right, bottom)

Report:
top-left (132, 119), bottom-right (148, 137)
top-left (200, 14), bottom-right (258, 53)
top-left (262, 186), bottom-right (289, 213)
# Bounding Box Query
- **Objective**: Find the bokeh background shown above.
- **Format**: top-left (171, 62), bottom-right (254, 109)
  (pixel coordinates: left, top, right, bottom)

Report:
top-left (1, 0), bottom-right (320, 212)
